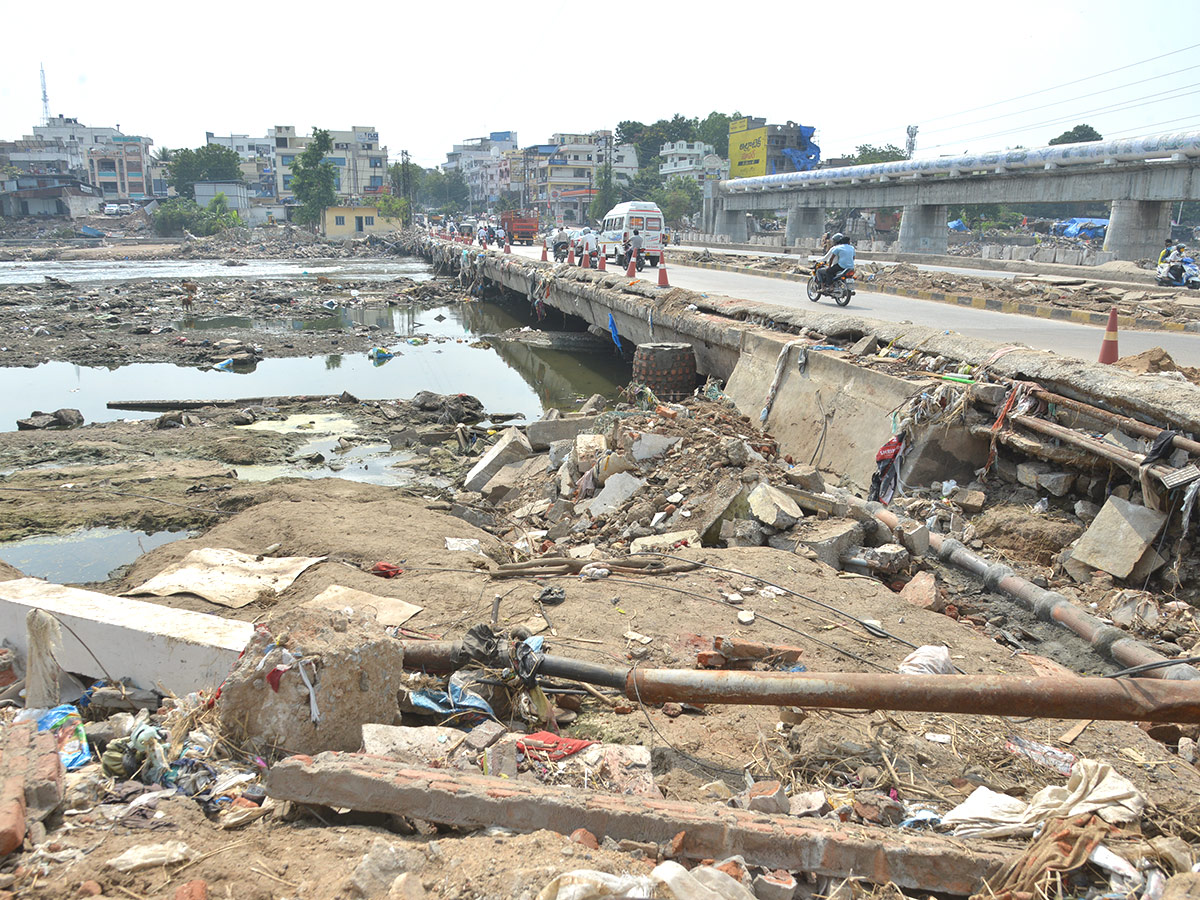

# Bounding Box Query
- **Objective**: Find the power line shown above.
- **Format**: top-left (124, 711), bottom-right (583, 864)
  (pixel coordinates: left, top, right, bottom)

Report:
top-left (1104, 114), bottom-right (1200, 137)
top-left (919, 62), bottom-right (1200, 138)
top-left (841, 41), bottom-right (1200, 146)
top-left (917, 83), bottom-right (1200, 154)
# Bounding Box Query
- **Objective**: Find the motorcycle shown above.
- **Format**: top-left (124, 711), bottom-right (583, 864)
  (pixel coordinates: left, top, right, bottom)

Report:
top-left (618, 242), bottom-right (645, 272)
top-left (806, 261), bottom-right (855, 306)
top-left (1156, 257), bottom-right (1200, 289)
top-left (553, 241), bottom-right (569, 263)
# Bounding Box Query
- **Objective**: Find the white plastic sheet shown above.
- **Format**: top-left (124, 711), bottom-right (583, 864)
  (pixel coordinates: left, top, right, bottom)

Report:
top-left (536, 861), bottom-right (755, 900)
top-left (941, 759), bottom-right (1146, 837)
top-left (125, 547), bottom-right (325, 608)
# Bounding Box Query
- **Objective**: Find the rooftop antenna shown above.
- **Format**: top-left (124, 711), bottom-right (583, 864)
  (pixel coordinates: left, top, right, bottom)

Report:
top-left (905, 124), bottom-right (919, 159)
top-left (40, 64), bottom-right (49, 125)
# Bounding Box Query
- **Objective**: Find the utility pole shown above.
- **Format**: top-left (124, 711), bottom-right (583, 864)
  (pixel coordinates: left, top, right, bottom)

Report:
top-left (40, 64), bottom-right (49, 125)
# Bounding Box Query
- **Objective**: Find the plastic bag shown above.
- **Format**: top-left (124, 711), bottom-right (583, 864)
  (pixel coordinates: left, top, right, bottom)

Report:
top-left (536, 860), bottom-right (754, 900)
top-left (106, 841), bottom-right (196, 872)
top-left (897, 645), bottom-right (954, 675)
top-left (34, 704), bottom-right (91, 770)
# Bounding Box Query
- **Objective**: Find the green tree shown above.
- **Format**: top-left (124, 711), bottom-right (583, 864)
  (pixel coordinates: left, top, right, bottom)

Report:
top-left (650, 176), bottom-right (702, 226)
top-left (289, 128), bottom-right (337, 226)
top-left (589, 163), bottom-right (619, 220)
top-left (154, 146), bottom-right (174, 163)
top-left (1049, 124), bottom-right (1103, 145)
top-left (374, 193), bottom-right (411, 224)
top-left (844, 143), bottom-right (908, 165)
top-left (494, 195), bottom-right (517, 213)
top-left (166, 145), bottom-right (243, 200)
top-left (698, 111), bottom-right (739, 157)
top-left (151, 194), bottom-right (240, 236)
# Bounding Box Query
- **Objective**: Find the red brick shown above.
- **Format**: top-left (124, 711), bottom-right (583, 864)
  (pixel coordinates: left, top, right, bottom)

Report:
top-left (174, 880), bottom-right (208, 900)
top-left (570, 828), bottom-right (599, 850)
top-left (77, 882), bottom-right (103, 897)
top-left (0, 775), bottom-right (26, 856)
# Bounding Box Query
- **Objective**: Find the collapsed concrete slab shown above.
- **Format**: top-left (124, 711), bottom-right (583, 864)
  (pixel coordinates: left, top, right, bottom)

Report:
top-left (1069, 496), bottom-right (1167, 579)
top-left (265, 752), bottom-right (1010, 895)
top-left (0, 578), bottom-right (254, 694)
top-left (526, 415), bottom-right (600, 451)
top-left (464, 427), bottom-right (532, 493)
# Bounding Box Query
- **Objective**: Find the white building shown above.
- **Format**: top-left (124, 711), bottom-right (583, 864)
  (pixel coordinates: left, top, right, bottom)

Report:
top-left (271, 125), bottom-right (389, 201)
top-left (20, 115), bottom-right (130, 180)
top-left (205, 132), bottom-right (274, 160)
top-left (660, 140), bottom-right (727, 184)
top-left (194, 181), bottom-right (251, 214)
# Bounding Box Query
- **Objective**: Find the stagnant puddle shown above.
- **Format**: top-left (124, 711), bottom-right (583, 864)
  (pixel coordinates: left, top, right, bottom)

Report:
top-left (0, 298), bottom-right (631, 430)
top-left (0, 526), bottom-right (191, 584)
top-left (0, 257), bottom-right (434, 285)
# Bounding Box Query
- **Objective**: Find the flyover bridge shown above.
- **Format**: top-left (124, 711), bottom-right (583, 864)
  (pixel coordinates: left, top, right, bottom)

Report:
top-left (708, 131), bottom-right (1200, 260)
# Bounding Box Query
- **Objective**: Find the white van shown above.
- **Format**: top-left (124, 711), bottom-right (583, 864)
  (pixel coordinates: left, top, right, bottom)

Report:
top-left (599, 201), bottom-right (664, 266)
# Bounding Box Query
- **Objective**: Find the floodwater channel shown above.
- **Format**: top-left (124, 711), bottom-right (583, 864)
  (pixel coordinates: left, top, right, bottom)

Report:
top-left (0, 257), bottom-right (434, 285)
top-left (0, 260), bottom-right (632, 430)
top-left (0, 526), bottom-right (191, 584)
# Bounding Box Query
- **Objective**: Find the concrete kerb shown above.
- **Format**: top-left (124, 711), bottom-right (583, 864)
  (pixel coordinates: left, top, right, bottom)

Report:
top-left (266, 752), bottom-right (1011, 895)
top-left (673, 258), bottom-right (1200, 335)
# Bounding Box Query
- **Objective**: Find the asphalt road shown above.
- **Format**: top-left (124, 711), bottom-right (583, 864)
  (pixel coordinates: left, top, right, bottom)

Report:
top-left (509, 245), bottom-right (1200, 366)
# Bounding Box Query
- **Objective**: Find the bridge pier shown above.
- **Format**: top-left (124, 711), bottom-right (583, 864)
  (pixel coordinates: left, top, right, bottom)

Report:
top-left (1104, 199), bottom-right (1172, 261)
top-left (897, 204), bottom-right (948, 255)
top-left (785, 206), bottom-right (826, 245)
top-left (716, 207), bottom-right (749, 242)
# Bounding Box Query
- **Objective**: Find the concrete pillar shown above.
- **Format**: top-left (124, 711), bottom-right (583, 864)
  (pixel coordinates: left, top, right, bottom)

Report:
top-left (785, 206), bottom-right (826, 245)
top-left (1104, 200), bottom-right (1172, 261)
top-left (896, 204), bottom-right (948, 255)
top-left (715, 207), bottom-right (748, 242)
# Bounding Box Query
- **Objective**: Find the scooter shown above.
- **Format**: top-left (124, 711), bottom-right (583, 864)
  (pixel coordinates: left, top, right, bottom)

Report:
top-left (806, 261), bottom-right (855, 306)
top-left (618, 242), bottom-right (645, 272)
top-left (553, 241), bottom-right (569, 263)
top-left (1155, 257), bottom-right (1200, 289)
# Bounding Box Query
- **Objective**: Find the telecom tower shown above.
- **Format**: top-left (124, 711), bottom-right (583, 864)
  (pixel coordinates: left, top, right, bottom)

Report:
top-left (905, 125), bottom-right (919, 159)
top-left (40, 64), bottom-right (49, 125)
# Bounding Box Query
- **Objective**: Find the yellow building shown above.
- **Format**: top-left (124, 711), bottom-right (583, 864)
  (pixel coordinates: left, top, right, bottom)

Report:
top-left (321, 206), bottom-right (401, 238)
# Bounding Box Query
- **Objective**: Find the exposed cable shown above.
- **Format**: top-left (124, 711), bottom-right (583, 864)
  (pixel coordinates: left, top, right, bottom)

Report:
top-left (1105, 656), bottom-right (1200, 679)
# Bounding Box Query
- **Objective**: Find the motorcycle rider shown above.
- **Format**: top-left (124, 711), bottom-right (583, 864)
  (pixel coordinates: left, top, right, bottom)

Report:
top-left (1167, 244), bottom-right (1188, 284)
top-left (817, 233), bottom-right (855, 287)
top-left (625, 228), bottom-right (644, 265)
top-left (578, 226), bottom-right (598, 263)
top-left (1159, 238), bottom-right (1175, 265)
top-left (552, 226), bottom-right (570, 259)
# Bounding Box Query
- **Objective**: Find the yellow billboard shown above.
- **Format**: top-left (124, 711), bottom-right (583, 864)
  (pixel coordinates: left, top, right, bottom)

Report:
top-left (729, 117), bottom-right (749, 134)
top-left (729, 126), bottom-right (767, 178)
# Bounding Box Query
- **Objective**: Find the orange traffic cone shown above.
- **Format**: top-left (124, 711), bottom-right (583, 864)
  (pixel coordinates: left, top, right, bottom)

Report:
top-left (598, 252), bottom-right (606, 271)
top-left (626, 253), bottom-right (638, 278)
top-left (1098, 307), bottom-right (1120, 364)
top-left (581, 249), bottom-right (590, 269)
top-left (566, 246), bottom-right (575, 265)
top-left (541, 241), bottom-right (548, 262)
top-left (657, 249), bottom-right (670, 287)
top-left (504, 239), bottom-right (511, 254)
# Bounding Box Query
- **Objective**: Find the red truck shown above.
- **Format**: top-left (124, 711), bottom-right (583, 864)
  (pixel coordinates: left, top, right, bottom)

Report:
top-left (500, 209), bottom-right (539, 245)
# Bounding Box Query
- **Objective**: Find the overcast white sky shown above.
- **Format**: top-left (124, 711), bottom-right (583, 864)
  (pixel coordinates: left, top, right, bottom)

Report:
top-left (1, 1), bottom-right (1195, 168)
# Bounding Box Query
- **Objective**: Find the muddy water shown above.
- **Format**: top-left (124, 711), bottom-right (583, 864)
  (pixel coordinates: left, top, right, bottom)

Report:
top-left (0, 257), bottom-right (433, 285)
top-left (0, 298), bottom-right (630, 430)
top-left (0, 526), bottom-right (191, 583)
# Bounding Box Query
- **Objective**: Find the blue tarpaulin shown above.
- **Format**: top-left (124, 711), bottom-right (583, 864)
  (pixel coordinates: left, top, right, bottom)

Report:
top-left (1051, 218), bottom-right (1108, 238)
top-left (948, 219), bottom-right (970, 232)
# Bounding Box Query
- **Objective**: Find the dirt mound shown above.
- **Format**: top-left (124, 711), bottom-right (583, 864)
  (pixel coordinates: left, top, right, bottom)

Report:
top-left (973, 504), bottom-right (1083, 566)
top-left (1114, 347), bottom-right (1200, 384)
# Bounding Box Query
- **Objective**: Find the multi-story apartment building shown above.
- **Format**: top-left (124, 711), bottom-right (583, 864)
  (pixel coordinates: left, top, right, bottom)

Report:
top-left (525, 131), bottom-right (637, 223)
top-left (659, 140), bottom-right (727, 183)
top-left (443, 132), bottom-right (519, 173)
top-left (270, 125), bottom-right (389, 202)
top-left (86, 135), bottom-right (154, 199)
top-left (205, 132), bottom-right (274, 161)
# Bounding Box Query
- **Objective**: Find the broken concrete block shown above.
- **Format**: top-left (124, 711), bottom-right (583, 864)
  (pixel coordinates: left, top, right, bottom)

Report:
top-left (571, 434), bottom-right (608, 472)
top-left (782, 464), bottom-right (825, 493)
top-left (481, 455), bottom-right (547, 503)
top-left (548, 439), bottom-right (573, 469)
top-left (898, 521), bottom-right (930, 557)
top-left (483, 739), bottom-right (519, 778)
top-left (766, 530), bottom-right (801, 552)
top-left (1129, 546), bottom-right (1167, 584)
top-left (951, 488), bottom-right (986, 514)
top-left (899, 571), bottom-right (944, 612)
top-left (1037, 472), bottom-right (1075, 497)
top-left (723, 437), bottom-right (751, 467)
top-left (788, 789), bottom-right (829, 818)
top-left (754, 870), bottom-right (799, 900)
top-left (464, 721), bottom-right (507, 751)
top-left (1062, 553), bottom-right (1096, 583)
top-left (526, 415), bottom-right (600, 451)
top-left (970, 383), bottom-right (1008, 406)
top-left (217, 610), bottom-right (404, 756)
top-left (348, 837), bottom-right (425, 899)
top-left (464, 427), bottom-right (532, 493)
top-left (585, 472), bottom-right (645, 517)
top-left (1016, 461), bottom-right (1050, 488)
top-left (363, 724), bottom-right (463, 762)
top-left (1074, 500), bottom-right (1101, 523)
top-left (747, 483), bottom-right (802, 530)
top-left (631, 433), bottom-right (681, 462)
top-left (795, 519), bottom-right (865, 569)
top-left (741, 780), bottom-right (790, 814)
top-left (579, 393), bottom-right (606, 415)
top-left (720, 518), bottom-right (768, 547)
top-left (630, 529), bottom-right (701, 553)
top-left (1070, 496), bottom-right (1167, 579)
top-left (850, 333), bottom-right (878, 356)
top-left (861, 543), bottom-right (910, 574)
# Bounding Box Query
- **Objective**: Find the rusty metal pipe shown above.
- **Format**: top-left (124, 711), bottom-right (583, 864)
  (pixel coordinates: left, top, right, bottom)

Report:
top-left (1031, 388), bottom-right (1200, 457)
top-left (626, 668), bottom-right (1200, 722)
top-left (1010, 414), bottom-right (1175, 483)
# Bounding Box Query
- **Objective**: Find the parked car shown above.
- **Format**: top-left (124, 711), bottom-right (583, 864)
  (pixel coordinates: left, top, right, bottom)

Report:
top-left (103, 204), bottom-right (121, 216)
top-left (118, 204), bottom-right (133, 215)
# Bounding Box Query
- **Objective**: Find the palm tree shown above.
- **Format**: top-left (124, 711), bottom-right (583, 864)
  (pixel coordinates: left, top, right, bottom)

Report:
top-left (154, 147), bottom-right (174, 163)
